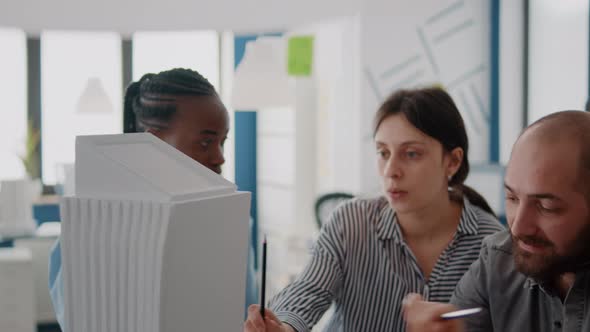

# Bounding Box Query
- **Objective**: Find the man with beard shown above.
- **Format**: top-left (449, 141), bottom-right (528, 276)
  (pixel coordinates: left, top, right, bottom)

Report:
top-left (402, 110), bottom-right (590, 332)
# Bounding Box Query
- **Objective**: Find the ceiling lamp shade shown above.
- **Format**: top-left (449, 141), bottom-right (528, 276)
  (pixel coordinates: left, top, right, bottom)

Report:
top-left (76, 77), bottom-right (114, 114)
top-left (231, 36), bottom-right (293, 110)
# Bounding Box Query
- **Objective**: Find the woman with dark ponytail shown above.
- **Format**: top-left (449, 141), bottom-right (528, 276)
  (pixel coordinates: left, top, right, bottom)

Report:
top-left (371, 87), bottom-right (496, 215)
top-left (50, 68), bottom-right (258, 331)
top-left (244, 87), bottom-right (505, 332)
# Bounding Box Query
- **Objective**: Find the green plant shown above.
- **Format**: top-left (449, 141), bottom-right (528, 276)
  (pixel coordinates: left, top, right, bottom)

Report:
top-left (19, 120), bottom-right (41, 179)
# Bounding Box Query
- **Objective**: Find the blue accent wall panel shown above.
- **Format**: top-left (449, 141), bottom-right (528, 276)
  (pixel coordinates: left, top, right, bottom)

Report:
top-left (490, 0), bottom-right (500, 162)
top-left (234, 35), bottom-right (260, 267)
top-left (234, 111), bottom-right (258, 261)
top-left (34, 203), bottom-right (61, 225)
top-left (234, 33), bottom-right (283, 268)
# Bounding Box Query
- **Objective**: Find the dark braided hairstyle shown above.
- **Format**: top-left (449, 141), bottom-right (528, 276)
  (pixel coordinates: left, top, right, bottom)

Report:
top-left (123, 68), bottom-right (217, 133)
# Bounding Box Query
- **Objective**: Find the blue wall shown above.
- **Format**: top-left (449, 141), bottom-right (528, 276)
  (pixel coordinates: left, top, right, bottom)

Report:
top-left (490, 0), bottom-right (500, 163)
top-left (233, 33), bottom-right (282, 268)
top-left (234, 35), bottom-right (261, 267)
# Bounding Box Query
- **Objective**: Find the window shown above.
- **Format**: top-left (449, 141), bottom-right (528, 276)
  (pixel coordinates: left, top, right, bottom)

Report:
top-left (41, 31), bottom-right (122, 184)
top-left (528, 0), bottom-right (589, 123)
top-left (132, 31), bottom-right (220, 89)
top-left (0, 28), bottom-right (27, 180)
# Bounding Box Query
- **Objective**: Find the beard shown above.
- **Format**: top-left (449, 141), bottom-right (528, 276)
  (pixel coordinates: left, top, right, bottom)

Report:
top-left (511, 222), bottom-right (590, 282)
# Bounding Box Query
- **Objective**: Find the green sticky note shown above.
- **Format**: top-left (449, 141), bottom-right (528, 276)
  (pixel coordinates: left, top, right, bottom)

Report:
top-left (287, 36), bottom-right (314, 76)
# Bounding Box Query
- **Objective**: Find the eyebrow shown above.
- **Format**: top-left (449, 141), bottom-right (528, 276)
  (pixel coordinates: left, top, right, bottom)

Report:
top-left (200, 129), bottom-right (228, 136)
top-left (504, 183), bottom-right (562, 200)
top-left (375, 140), bottom-right (426, 146)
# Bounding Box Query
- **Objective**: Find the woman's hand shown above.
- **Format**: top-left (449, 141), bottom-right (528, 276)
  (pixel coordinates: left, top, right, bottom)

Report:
top-left (243, 305), bottom-right (296, 332)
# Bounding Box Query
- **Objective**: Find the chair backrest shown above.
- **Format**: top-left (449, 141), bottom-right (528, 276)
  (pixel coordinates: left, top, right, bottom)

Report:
top-left (314, 192), bottom-right (354, 229)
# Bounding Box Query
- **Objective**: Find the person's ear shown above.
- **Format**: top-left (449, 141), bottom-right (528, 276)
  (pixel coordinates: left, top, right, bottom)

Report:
top-left (446, 147), bottom-right (464, 179)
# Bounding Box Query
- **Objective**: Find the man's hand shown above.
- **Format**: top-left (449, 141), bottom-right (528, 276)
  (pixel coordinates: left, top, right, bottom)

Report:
top-left (402, 293), bottom-right (464, 332)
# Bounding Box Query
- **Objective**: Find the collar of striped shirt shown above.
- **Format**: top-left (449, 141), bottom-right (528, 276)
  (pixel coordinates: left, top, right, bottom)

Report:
top-left (375, 197), bottom-right (481, 243)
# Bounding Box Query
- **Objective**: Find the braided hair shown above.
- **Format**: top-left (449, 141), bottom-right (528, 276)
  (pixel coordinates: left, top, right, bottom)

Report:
top-left (123, 68), bottom-right (217, 133)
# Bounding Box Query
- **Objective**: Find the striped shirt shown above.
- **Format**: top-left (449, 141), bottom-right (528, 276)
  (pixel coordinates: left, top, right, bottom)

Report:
top-left (269, 196), bottom-right (505, 332)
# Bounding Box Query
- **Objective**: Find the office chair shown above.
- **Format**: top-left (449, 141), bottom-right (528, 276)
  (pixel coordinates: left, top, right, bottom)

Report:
top-left (314, 192), bottom-right (354, 229)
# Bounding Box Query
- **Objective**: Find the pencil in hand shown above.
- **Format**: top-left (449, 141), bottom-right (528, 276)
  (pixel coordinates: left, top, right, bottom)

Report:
top-left (260, 235), bottom-right (267, 319)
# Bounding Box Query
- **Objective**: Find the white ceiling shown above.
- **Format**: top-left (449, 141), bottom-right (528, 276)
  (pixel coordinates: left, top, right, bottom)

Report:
top-left (0, 0), bottom-right (361, 35)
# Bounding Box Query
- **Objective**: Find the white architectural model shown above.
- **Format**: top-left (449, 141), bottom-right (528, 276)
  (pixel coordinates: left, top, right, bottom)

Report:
top-left (61, 133), bottom-right (251, 332)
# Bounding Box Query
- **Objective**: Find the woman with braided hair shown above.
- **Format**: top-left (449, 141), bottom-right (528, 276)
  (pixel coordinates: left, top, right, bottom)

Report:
top-left (49, 68), bottom-right (258, 331)
top-left (123, 68), bottom-right (228, 173)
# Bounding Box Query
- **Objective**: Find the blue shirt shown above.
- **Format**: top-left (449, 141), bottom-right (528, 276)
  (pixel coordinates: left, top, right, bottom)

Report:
top-left (49, 222), bottom-right (259, 331)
